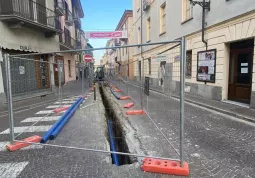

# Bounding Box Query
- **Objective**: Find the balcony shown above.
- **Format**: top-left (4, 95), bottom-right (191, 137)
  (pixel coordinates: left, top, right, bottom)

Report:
top-left (54, 0), bottom-right (65, 16)
top-left (65, 9), bottom-right (73, 26)
top-left (75, 40), bottom-right (81, 49)
top-left (143, 0), bottom-right (151, 11)
top-left (0, 0), bottom-right (62, 36)
top-left (59, 27), bottom-right (81, 50)
top-left (72, 8), bottom-right (81, 29)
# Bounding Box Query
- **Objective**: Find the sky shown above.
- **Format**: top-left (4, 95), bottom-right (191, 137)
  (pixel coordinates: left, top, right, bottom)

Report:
top-left (80, 0), bottom-right (132, 65)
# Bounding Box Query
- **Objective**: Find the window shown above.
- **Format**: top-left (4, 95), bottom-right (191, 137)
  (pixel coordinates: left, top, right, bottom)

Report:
top-left (148, 58), bottom-right (151, 75)
top-left (182, 0), bottom-right (193, 22)
top-left (186, 51), bottom-right (192, 78)
top-left (146, 18), bottom-right (151, 42)
top-left (160, 3), bottom-right (166, 34)
top-left (68, 60), bottom-right (71, 77)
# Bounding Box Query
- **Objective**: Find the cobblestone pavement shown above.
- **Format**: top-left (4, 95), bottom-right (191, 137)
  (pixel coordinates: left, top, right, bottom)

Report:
top-left (112, 80), bottom-right (255, 178)
top-left (0, 78), bottom-right (254, 178)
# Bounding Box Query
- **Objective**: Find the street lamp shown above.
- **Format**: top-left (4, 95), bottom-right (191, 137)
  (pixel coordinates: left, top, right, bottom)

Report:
top-left (189, 0), bottom-right (210, 10)
top-left (189, 0), bottom-right (211, 49)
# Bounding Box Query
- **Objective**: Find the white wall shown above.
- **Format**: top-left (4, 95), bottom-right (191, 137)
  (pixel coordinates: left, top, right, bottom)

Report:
top-left (132, 0), bottom-right (255, 55)
top-left (0, 22), bottom-right (59, 53)
top-left (0, 49), bottom-right (4, 94)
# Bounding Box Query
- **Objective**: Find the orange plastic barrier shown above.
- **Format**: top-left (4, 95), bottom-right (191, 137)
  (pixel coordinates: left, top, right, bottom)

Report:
top-left (141, 158), bottom-right (189, 176)
top-left (126, 110), bottom-right (145, 115)
top-left (6, 135), bottom-right (42, 152)
top-left (120, 96), bottom-right (131, 100)
top-left (113, 89), bottom-right (122, 92)
top-left (124, 103), bottom-right (134, 108)
top-left (54, 106), bottom-right (69, 113)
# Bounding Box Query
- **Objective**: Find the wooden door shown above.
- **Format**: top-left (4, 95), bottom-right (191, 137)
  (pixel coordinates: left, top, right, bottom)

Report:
top-left (228, 49), bottom-right (253, 103)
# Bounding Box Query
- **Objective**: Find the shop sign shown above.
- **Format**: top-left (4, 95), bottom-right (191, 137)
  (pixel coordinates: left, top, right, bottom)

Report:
top-left (151, 55), bottom-right (167, 62)
top-left (20, 46), bottom-right (32, 51)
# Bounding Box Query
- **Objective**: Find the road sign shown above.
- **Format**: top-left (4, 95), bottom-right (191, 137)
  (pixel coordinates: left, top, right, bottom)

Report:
top-left (144, 77), bottom-right (150, 96)
top-left (84, 54), bottom-right (93, 63)
top-left (151, 55), bottom-right (167, 62)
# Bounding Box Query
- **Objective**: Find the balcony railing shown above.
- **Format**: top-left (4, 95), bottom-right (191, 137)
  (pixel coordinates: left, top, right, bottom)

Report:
top-left (0, 0), bottom-right (62, 32)
top-left (65, 9), bottom-right (73, 26)
top-left (54, 0), bottom-right (65, 16)
top-left (59, 27), bottom-right (81, 50)
top-left (73, 8), bottom-right (81, 28)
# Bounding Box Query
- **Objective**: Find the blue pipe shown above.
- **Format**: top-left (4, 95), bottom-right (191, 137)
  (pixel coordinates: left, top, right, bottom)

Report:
top-left (110, 88), bottom-right (120, 100)
top-left (49, 98), bottom-right (85, 140)
top-left (107, 120), bottom-right (120, 166)
top-left (41, 97), bottom-right (82, 143)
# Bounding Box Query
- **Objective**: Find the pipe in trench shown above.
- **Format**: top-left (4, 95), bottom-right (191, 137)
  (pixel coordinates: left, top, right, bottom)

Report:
top-left (110, 88), bottom-right (120, 100)
top-left (107, 120), bottom-right (120, 166)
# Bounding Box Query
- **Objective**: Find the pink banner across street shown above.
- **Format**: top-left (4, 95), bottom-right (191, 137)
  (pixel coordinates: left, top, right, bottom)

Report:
top-left (85, 31), bottom-right (127, 39)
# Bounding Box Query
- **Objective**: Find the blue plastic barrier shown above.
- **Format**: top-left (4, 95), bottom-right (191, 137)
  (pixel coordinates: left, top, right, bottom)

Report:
top-left (41, 97), bottom-right (82, 143)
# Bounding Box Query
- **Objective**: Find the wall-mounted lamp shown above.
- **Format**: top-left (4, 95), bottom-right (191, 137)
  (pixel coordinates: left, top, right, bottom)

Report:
top-left (189, 0), bottom-right (211, 49)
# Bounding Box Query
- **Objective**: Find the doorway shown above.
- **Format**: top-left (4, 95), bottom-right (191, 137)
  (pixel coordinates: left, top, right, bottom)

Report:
top-left (54, 56), bottom-right (65, 86)
top-left (228, 39), bottom-right (254, 104)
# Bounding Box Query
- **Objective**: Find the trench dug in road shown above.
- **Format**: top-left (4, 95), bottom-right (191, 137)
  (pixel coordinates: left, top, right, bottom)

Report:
top-left (99, 83), bottom-right (137, 165)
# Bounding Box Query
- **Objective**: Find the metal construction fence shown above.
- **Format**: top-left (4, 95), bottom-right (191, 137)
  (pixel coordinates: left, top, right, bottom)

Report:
top-left (4, 38), bottom-right (187, 167)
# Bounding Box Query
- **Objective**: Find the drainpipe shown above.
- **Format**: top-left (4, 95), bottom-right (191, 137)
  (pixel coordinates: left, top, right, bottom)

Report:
top-left (202, 0), bottom-right (208, 50)
top-left (140, 0), bottom-right (144, 109)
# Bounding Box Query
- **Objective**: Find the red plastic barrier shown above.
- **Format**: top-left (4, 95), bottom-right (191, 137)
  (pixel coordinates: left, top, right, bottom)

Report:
top-left (141, 158), bottom-right (189, 176)
top-left (120, 96), bottom-right (131, 100)
top-left (6, 135), bottom-right (42, 152)
top-left (54, 106), bottom-right (69, 113)
top-left (126, 110), bottom-right (145, 115)
top-left (124, 103), bottom-right (134, 108)
top-left (113, 89), bottom-right (122, 92)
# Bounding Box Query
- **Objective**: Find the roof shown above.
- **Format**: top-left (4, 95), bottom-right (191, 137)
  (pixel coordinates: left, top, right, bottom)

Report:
top-left (115, 10), bottom-right (133, 31)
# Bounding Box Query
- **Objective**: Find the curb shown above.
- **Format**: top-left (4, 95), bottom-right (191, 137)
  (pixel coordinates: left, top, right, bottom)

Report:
top-left (125, 81), bottom-right (255, 124)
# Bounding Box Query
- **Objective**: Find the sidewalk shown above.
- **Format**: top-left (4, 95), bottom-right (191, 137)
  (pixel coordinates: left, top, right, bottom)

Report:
top-left (125, 80), bottom-right (255, 123)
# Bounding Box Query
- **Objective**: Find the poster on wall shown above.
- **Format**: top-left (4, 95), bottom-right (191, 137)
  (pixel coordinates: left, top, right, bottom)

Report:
top-left (197, 49), bottom-right (217, 83)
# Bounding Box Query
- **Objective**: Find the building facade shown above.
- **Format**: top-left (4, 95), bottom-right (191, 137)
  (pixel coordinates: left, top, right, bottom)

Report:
top-left (132, 0), bottom-right (255, 108)
top-left (115, 10), bottom-right (135, 80)
top-left (0, 0), bottom-right (62, 107)
top-left (57, 0), bottom-right (84, 84)
top-left (0, 0), bottom-right (85, 107)
top-left (103, 39), bottom-right (117, 76)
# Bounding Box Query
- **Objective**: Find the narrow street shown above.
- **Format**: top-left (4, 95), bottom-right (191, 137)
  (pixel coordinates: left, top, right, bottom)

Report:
top-left (0, 0), bottom-right (255, 177)
top-left (110, 80), bottom-right (255, 177)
